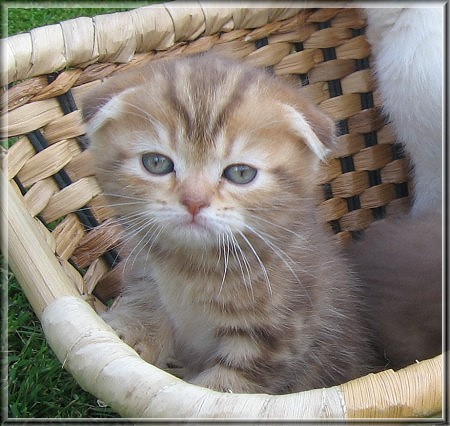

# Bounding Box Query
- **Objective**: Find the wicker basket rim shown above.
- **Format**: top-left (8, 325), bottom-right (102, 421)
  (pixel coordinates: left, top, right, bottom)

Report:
top-left (3, 4), bottom-right (302, 85)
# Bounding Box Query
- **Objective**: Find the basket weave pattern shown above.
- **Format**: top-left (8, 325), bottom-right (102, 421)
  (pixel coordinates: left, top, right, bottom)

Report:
top-left (1, 5), bottom-right (441, 420)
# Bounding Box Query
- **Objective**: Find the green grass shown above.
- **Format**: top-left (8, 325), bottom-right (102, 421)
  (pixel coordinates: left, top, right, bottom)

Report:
top-left (3, 3), bottom-right (161, 419)
top-left (7, 271), bottom-right (117, 418)
top-left (7, 7), bottom-right (128, 36)
top-left (3, 3), bottom-right (155, 37)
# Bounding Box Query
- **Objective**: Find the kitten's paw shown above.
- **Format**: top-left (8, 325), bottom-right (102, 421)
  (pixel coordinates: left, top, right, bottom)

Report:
top-left (117, 327), bottom-right (158, 363)
top-left (190, 365), bottom-right (264, 394)
top-left (102, 312), bottom-right (160, 364)
top-left (101, 310), bottom-right (178, 372)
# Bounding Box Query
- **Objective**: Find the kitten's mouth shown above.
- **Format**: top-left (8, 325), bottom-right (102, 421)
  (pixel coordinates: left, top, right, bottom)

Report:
top-left (176, 215), bottom-right (219, 242)
top-left (164, 212), bottom-right (229, 247)
top-left (184, 215), bottom-right (210, 231)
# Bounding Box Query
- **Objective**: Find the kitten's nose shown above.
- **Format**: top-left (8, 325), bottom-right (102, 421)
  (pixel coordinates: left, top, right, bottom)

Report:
top-left (182, 197), bottom-right (210, 216)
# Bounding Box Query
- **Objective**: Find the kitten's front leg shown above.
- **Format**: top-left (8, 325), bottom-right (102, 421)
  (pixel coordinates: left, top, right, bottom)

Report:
top-left (190, 364), bottom-right (265, 394)
top-left (102, 297), bottom-right (176, 370)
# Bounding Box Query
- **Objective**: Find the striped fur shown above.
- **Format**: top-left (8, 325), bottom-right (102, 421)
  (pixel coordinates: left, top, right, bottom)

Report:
top-left (83, 54), bottom-right (375, 394)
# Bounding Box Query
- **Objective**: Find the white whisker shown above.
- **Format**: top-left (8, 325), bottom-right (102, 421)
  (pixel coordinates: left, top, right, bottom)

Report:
top-left (102, 192), bottom-right (149, 202)
top-left (121, 217), bottom-right (161, 272)
top-left (248, 214), bottom-right (312, 246)
top-left (237, 231), bottom-right (272, 298)
top-left (243, 224), bottom-right (314, 305)
top-left (229, 233), bottom-right (254, 301)
top-left (218, 232), bottom-right (230, 296)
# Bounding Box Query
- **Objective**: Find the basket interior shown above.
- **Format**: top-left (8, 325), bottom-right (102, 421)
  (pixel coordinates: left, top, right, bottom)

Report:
top-left (3, 7), bottom-right (411, 310)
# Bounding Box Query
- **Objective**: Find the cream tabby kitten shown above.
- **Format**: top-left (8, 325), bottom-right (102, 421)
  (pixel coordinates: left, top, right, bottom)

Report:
top-left (83, 54), bottom-right (374, 394)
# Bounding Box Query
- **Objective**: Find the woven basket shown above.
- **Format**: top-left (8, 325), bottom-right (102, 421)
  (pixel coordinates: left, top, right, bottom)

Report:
top-left (1, 3), bottom-right (443, 420)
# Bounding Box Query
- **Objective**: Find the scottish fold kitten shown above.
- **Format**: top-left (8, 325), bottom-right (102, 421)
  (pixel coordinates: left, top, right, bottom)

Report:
top-left (83, 53), bottom-right (375, 394)
top-left (346, 8), bottom-right (443, 369)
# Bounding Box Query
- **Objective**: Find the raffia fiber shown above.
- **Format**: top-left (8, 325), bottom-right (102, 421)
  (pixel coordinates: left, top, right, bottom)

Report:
top-left (1, 2), bottom-right (442, 420)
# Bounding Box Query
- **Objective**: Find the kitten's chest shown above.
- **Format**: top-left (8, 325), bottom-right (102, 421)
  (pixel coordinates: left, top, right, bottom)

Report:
top-left (153, 267), bottom-right (225, 364)
top-left (153, 260), bottom-right (243, 318)
top-left (150, 260), bottom-right (264, 348)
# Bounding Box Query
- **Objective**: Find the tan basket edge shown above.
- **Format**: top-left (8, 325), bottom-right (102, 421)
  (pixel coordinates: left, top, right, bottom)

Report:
top-left (41, 293), bottom-right (444, 419)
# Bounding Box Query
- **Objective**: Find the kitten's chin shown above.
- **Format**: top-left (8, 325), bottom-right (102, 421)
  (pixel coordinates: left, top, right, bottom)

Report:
top-left (165, 219), bottom-right (220, 249)
top-left (159, 211), bottom-right (238, 250)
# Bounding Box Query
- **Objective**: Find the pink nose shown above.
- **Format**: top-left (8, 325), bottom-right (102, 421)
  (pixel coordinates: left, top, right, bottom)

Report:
top-left (182, 197), bottom-right (210, 216)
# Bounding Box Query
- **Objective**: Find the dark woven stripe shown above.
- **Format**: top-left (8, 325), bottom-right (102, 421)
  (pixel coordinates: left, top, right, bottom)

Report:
top-left (364, 131), bottom-right (378, 148)
top-left (319, 16), bottom-right (349, 235)
top-left (299, 74), bottom-right (310, 86)
top-left (255, 37), bottom-right (268, 49)
top-left (346, 195), bottom-right (361, 212)
top-left (355, 57), bottom-right (370, 71)
top-left (294, 42), bottom-right (304, 52)
top-left (318, 21), bottom-right (331, 30)
top-left (47, 72), bottom-right (90, 149)
top-left (360, 92), bottom-right (374, 110)
top-left (328, 79), bottom-right (343, 98)
top-left (340, 156), bottom-right (355, 173)
top-left (323, 48), bottom-right (337, 61)
top-left (372, 206), bottom-right (386, 220)
top-left (322, 182), bottom-right (333, 200)
top-left (336, 119), bottom-right (349, 136)
top-left (395, 182), bottom-right (409, 198)
top-left (392, 143), bottom-right (406, 159)
top-left (368, 169), bottom-right (382, 187)
top-left (293, 42), bottom-right (310, 86)
top-left (13, 176), bottom-right (27, 196)
top-left (352, 28), bottom-right (365, 37)
top-left (329, 219), bottom-right (341, 234)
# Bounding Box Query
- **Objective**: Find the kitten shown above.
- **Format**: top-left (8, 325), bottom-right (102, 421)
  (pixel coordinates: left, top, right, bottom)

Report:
top-left (345, 8), bottom-right (444, 369)
top-left (83, 53), bottom-right (375, 394)
top-left (364, 7), bottom-right (443, 214)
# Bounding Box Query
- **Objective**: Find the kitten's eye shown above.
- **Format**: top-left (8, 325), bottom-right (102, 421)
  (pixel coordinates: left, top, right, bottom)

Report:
top-left (223, 164), bottom-right (257, 185)
top-left (142, 153), bottom-right (174, 175)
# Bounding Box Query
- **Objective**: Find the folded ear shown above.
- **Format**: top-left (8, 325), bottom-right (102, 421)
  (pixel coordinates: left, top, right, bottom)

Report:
top-left (281, 102), bottom-right (336, 161)
top-left (81, 78), bottom-right (137, 134)
top-left (82, 91), bottom-right (133, 134)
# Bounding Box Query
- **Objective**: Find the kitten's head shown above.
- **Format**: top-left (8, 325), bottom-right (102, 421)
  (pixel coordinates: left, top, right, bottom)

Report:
top-left (83, 54), bottom-right (335, 251)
